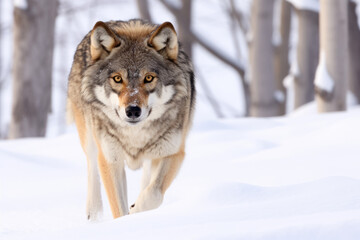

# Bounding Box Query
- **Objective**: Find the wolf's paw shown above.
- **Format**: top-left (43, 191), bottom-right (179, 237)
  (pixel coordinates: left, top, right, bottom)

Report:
top-left (129, 203), bottom-right (138, 214)
top-left (86, 208), bottom-right (103, 221)
top-left (128, 203), bottom-right (135, 214)
top-left (129, 187), bottom-right (163, 214)
top-left (86, 196), bottom-right (103, 221)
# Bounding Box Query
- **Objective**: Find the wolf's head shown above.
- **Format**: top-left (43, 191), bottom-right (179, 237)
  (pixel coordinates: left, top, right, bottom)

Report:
top-left (82, 20), bottom-right (186, 125)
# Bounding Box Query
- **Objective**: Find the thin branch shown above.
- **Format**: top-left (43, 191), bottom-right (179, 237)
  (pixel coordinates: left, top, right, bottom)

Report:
top-left (196, 69), bottom-right (241, 117)
top-left (229, 0), bottom-right (249, 34)
top-left (189, 31), bottom-right (245, 78)
top-left (158, 0), bottom-right (180, 16)
top-left (195, 69), bottom-right (225, 118)
top-left (227, 1), bottom-right (242, 61)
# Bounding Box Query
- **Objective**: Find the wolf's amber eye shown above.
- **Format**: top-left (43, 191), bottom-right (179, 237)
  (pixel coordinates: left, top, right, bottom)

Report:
top-left (113, 75), bottom-right (122, 83)
top-left (144, 75), bottom-right (154, 83)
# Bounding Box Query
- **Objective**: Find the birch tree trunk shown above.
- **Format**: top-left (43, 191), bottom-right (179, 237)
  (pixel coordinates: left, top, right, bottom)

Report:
top-left (274, 0), bottom-right (291, 115)
top-left (9, 0), bottom-right (58, 138)
top-left (348, 1), bottom-right (360, 104)
top-left (294, 9), bottom-right (319, 108)
top-left (316, 0), bottom-right (347, 112)
top-left (249, 0), bottom-right (280, 117)
top-left (176, 0), bottom-right (192, 59)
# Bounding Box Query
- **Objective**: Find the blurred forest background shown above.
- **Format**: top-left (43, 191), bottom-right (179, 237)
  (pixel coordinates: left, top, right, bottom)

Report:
top-left (0, 0), bottom-right (359, 139)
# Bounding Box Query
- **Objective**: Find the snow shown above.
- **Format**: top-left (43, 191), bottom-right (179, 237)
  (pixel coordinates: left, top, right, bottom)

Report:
top-left (289, 51), bottom-right (300, 77)
top-left (352, 0), bottom-right (360, 30)
top-left (283, 51), bottom-right (299, 113)
top-left (2, 107), bottom-right (360, 239)
top-left (347, 91), bottom-right (359, 106)
top-left (287, 0), bottom-right (319, 12)
top-left (13, 0), bottom-right (28, 10)
top-left (283, 74), bottom-right (295, 113)
top-left (314, 51), bottom-right (334, 94)
top-left (274, 90), bottom-right (285, 103)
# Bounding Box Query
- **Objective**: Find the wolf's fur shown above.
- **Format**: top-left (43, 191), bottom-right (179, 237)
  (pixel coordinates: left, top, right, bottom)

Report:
top-left (67, 19), bottom-right (195, 220)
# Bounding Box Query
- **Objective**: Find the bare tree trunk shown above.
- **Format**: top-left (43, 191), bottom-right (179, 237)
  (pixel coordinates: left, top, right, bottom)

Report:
top-left (348, 1), bottom-right (360, 104)
top-left (136, 0), bottom-right (152, 23)
top-left (274, 0), bottom-right (291, 115)
top-left (249, 0), bottom-right (280, 117)
top-left (159, 0), bottom-right (193, 59)
top-left (177, 0), bottom-right (192, 59)
top-left (9, 0), bottom-right (58, 138)
top-left (316, 0), bottom-right (348, 112)
top-left (294, 9), bottom-right (319, 108)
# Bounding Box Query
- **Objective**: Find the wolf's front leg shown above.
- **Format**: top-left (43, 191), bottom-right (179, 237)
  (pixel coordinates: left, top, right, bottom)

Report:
top-left (73, 110), bottom-right (103, 221)
top-left (86, 136), bottom-right (103, 220)
top-left (130, 149), bottom-right (185, 214)
top-left (96, 140), bottom-right (128, 219)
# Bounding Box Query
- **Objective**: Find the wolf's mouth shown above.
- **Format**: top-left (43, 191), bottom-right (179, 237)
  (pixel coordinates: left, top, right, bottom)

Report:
top-left (115, 109), bottom-right (138, 124)
top-left (126, 119), bottom-right (140, 125)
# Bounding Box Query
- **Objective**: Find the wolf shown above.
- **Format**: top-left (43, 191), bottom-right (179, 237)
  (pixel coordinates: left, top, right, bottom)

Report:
top-left (67, 19), bottom-right (195, 220)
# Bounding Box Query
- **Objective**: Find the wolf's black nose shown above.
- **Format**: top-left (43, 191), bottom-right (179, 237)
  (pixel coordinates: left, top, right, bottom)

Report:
top-left (126, 106), bottom-right (142, 119)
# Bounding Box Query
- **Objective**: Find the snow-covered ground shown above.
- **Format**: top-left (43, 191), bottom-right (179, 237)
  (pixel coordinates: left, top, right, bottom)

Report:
top-left (1, 104), bottom-right (360, 240)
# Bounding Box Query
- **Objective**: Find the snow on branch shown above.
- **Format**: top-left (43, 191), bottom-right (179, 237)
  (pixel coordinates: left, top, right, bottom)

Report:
top-left (314, 51), bottom-right (334, 94)
top-left (352, 0), bottom-right (360, 30)
top-left (287, 0), bottom-right (319, 12)
top-left (13, 0), bottom-right (28, 10)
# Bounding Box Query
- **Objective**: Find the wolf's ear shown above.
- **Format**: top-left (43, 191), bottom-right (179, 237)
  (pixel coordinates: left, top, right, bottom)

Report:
top-left (148, 22), bottom-right (178, 61)
top-left (90, 21), bottom-right (120, 61)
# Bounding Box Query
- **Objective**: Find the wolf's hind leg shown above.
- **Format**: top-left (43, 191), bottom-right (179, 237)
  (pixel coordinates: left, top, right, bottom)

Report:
top-left (130, 149), bottom-right (185, 214)
top-left (140, 159), bottom-right (152, 191)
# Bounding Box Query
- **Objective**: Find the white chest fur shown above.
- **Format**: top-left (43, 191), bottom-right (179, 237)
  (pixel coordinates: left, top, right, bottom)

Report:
top-left (116, 121), bottom-right (182, 170)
